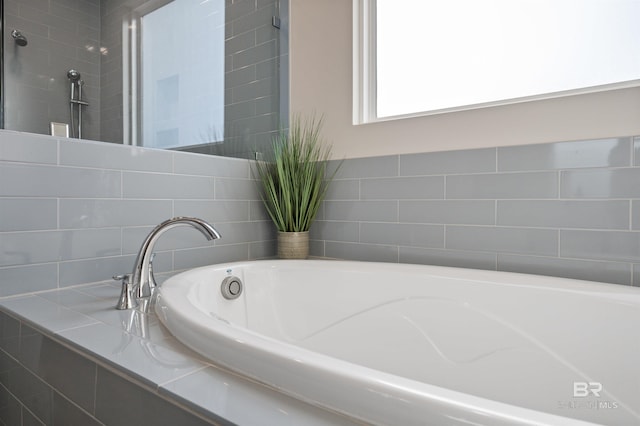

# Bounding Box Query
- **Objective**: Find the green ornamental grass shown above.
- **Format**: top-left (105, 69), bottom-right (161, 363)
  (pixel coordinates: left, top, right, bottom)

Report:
top-left (255, 115), bottom-right (341, 232)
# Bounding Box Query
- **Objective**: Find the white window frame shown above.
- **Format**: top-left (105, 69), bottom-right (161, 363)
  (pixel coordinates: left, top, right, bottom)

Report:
top-left (353, 0), bottom-right (378, 125)
top-left (353, 0), bottom-right (640, 125)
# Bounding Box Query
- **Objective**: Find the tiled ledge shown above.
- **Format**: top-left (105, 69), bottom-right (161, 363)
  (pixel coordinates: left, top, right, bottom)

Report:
top-left (0, 282), bottom-right (357, 426)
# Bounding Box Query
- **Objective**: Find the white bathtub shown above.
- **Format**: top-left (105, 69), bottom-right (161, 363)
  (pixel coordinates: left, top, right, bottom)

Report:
top-left (155, 260), bottom-right (640, 425)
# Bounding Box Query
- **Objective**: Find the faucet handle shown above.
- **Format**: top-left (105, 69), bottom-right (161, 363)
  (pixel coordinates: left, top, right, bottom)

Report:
top-left (114, 274), bottom-right (137, 310)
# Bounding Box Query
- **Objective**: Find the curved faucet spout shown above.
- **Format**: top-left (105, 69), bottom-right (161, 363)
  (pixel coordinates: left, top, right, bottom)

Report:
top-left (131, 217), bottom-right (221, 299)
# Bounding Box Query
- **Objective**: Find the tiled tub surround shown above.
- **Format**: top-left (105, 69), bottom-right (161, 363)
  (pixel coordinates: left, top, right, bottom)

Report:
top-left (0, 283), bottom-right (357, 425)
top-left (0, 129), bottom-right (277, 298)
top-left (311, 136), bottom-right (640, 287)
top-left (3, 130), bottom-right (640, 424)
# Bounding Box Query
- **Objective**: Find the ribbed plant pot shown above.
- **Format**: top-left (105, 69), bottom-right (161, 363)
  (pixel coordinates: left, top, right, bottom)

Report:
top-left (278, 231), bottom-right (309, 259)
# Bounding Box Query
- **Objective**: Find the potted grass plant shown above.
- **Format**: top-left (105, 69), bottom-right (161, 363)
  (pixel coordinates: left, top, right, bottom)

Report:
top-left (254, 114), bottom-right (340, 259)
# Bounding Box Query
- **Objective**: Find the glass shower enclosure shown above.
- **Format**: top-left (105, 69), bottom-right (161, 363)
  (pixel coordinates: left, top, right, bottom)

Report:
top-left (1, 0), bottom-right (287, 159)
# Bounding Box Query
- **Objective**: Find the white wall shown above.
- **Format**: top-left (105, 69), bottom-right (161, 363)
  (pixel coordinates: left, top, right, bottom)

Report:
top-left (289, 0), bottom-right (640, 159)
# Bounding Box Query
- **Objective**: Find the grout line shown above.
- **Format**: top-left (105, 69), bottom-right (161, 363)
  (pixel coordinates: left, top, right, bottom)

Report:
top-left (157, 365), bottom-right (211, 388)
top-left (93, 365), bottom-right (99, 417)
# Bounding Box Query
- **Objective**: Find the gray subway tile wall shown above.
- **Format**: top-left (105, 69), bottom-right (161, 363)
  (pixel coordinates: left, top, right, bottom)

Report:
top-left (58, 199), bottom-right (174, 229)
top-left (333, 155), bottom-right (398, 179)
top-left (60, 141), bottom-right (174, 172)
top-left (0, 163), bottom-right (121, 198)
top-left (361, 176), bottom-right (444, 200)
top-left (174, 200), bottom-right (251, 223)
top-left (312, 136), bottom-right (640, 286)
top-left (3, 131), bottom-right (640, 294)
top-left (446, 226), bottom-right (559, 257)
top-left (58, 256), bottom-right (135, 288)
top-left (559, 230), bottom-right (640, 262)
top-left (445, 171), bottom-right (558, 199)
top-left (5, 132), bottom-right (640, 425)
top-left (19, 322), bottom-right (97, 413)
top-left (497, 200), bottom-right (630, 229)
top-left (325, 241), bottom-right (399, 263)
top-left (122, 172), bottom-right (215, 200)
top-left (399, 247), bottom-right (497, 271)
top-left (324, 200), bottom-right (398, 222)
top-left (310, 221), bottom-right (360, 243)
top-left (0, 310), bottom-right (218, 426)
top-left (399, 200), bottom-right (495, 225)
top-left (497, 137), bottom-right (630, 171)
top-left (632, 200), bottom-right (640, 230)
top-left (359, 223), bottom-right (444, 249)
top-left (0, 199), bottom-right (58, 231)
top-left (4, 0), bottom-right (102, 140)
top-left (560, 167), bottom-right (640, 198)
top-left (0, 130), bottom-right (276, 297)
top-left (325, 179), bottom-right (360, 200)
top-left (94, 366), bottom-right (217, 426)
top-left (0, 131), bottom-right (58, 164)
top-left (497, 254), bottom-right (632, 285)
top-left (0, 264), bottom-right (58, 298)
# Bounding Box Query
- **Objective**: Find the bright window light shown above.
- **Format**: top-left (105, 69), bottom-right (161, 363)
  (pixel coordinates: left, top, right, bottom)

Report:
top-left (355, 0), bottom-right (640, 122)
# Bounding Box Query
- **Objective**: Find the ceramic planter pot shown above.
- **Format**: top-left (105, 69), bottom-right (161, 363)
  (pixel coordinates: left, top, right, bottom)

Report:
top-left (278, 231), bottom-right (309, 259)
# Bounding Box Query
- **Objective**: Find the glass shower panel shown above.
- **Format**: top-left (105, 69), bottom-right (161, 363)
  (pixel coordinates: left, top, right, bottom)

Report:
top-left (1, 0), bottom-right (286, 159)
top-left (140, 0), bottom-right (224, 149)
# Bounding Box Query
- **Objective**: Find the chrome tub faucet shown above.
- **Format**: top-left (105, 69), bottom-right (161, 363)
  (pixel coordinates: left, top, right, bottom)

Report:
top-left (115, 217), bottom-right (221, 310)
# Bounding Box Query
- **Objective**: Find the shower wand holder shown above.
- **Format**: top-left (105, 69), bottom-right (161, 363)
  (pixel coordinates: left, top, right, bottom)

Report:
top-left (67, 70), bottom-right (89, 139)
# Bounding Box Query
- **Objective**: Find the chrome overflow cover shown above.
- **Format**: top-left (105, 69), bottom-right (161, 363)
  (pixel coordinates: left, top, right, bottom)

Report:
top-left (221, 275), bottom-right (243, 300)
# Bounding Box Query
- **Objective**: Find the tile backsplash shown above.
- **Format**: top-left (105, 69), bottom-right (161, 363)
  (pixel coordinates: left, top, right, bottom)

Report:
top-left (311, 136), bottom-right (640, 287)
top-left (2, 131), bottom-right (640, 298)
top-left (0, 130), bottom-right (276, 297)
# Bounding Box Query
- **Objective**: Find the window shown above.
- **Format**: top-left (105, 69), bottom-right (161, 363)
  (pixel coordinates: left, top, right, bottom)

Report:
top-left (354, 0), bottom-right (640, 123)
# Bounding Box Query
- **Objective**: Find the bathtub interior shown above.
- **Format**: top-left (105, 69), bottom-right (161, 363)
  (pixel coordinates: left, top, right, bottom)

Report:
top-left (173, 260), bottom-right (640, 424)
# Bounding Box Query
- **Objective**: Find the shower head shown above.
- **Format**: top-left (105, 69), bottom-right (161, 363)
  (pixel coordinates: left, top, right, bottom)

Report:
top-left (11, 30), bottom-right (28, 47)
top-left (67, 69), bottom-right (81, 81)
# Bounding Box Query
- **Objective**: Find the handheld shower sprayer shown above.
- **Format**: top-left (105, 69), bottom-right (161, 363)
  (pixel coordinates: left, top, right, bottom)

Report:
top-left (67, 69), bottom-right (81, 82)
top-left (67, 69), bottom-right (89, 139)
